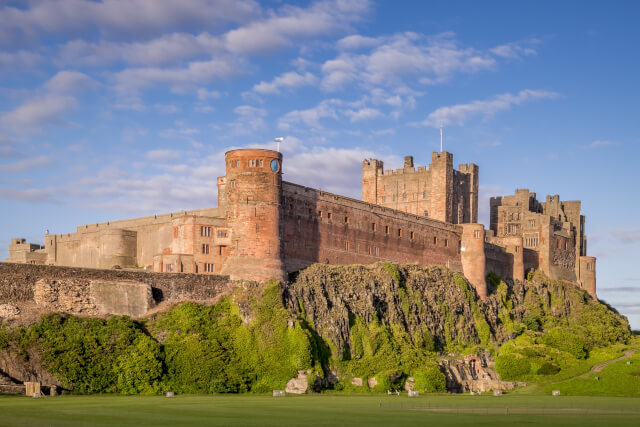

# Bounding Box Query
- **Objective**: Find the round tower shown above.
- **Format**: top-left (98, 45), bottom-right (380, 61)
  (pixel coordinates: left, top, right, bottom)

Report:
top-left (219, 149), bottom-right (285, 282)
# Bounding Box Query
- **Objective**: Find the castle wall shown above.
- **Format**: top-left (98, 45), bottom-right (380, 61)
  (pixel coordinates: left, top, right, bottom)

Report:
top-left (219, 149), bottom-right (285, 282)
top-left (362, 151), bottom-right (477, 224)
top-left (281, 182), bottom-right (463, 277)
top-left (0, 262), bottom-right (232, 315)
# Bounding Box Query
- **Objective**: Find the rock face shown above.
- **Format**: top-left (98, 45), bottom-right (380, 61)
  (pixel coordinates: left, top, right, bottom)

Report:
top-left (0, 304), bottom-right (20, 318)
top-left (285, 370), bottom-right (308, 394)
top-left (283, 263), bottom-right (501, 357)
top-left (440, 353), bottom-right (525, 392)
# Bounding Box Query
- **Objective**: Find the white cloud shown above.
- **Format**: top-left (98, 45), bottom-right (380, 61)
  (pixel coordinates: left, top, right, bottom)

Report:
top-left (145, 149), bottom-right (180, 162)
top-left (0, 50), bottom-right (44, 73)
top-left (0, 94), bottom-right (78, 132)
top-left (337, 34), bottom-right (380, 50)
top-left (278, 99), bottom-right (341, 130)
top-left (0, 155), bottom-right (52, 173)
top-left (57, 32), bottom-right (224, 67)
top-left (0, 0), bottom-right (260, 46)
top-left (422, 89), bottom-right (560, 127)
top-left (253, 71), bottom-right (318, 94)
top-left (223, 0), bottom-right (371, 54)
top-left (230, 105), bottom-right (268, 133)
top-left (197, 88), bottom-right (222, 100)
top-left (345, 107), bottom-right (383, 122)
top-left (153, 104), bottom-right (180, 114)
top-left (321, 32), bottom-right (496, 90)
top-left (490, 41), bottom-right (537, 59)
top-left (44, 70), bottom-right (100, 94)
top-left (0, 187), bottom-right (58, 203)
top-left (113, 56), bottom-right (242, 94)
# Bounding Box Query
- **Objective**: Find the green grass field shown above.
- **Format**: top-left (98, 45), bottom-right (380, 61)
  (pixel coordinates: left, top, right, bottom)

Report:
top-left (1, 394), bottom-right (640, 426)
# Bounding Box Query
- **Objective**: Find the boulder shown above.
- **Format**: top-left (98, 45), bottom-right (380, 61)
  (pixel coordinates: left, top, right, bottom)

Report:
top-left (285, 370), bottom-right (308, 394)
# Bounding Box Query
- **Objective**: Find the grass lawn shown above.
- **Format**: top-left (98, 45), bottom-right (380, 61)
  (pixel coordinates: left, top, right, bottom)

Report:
top-left (1, 394), bottom-right (640, 426)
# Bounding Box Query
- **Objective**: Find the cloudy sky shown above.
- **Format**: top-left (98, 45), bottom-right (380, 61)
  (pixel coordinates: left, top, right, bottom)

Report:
top-left (1, 0), bottom-right (639, 328)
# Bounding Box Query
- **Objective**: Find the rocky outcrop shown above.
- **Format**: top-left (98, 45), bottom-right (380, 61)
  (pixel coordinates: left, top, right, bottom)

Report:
top-left (440, 353), bottom-right (526, 393)
top-left (0, 304), bottom-right (20, 318)
top-left (283, 263), bottom-right (501, 357)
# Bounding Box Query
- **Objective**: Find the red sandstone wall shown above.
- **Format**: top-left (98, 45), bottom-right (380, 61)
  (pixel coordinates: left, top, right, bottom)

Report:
top-left (281, 182), bottom-right (462, 273)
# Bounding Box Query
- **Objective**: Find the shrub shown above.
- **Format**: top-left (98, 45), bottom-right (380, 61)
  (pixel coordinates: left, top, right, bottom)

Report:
top-left (542, 327), bottom-right (587, 359)
top-left (412, 363), bottom-right (446, 393)
top-left (495, 354), bottom-right (531, 380)
top-left (523, 314), bottom-right (541, 332)
top-left (536, 362), bottom-right (561, 375)
top-left (23, 314), bottom-right (157, 393)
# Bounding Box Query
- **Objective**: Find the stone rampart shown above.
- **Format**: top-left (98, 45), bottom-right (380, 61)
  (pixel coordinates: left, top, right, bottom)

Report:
top-left (0, 263), bottom-right (232, 318)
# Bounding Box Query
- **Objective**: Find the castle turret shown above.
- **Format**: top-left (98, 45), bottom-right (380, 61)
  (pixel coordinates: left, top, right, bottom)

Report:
top-left (579, 256), bottom-right (596, 298)
top-left (219, 149), bottom-right (285, 282)
top-left (460, 223), bottom-right (487, 300)
top-left (430, 151), bottom-right (454, 223)
top-left (362, 158), bottom-right (383, 204)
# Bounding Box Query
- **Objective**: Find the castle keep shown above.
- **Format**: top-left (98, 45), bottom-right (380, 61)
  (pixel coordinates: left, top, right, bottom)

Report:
top-left (6, 149), bottom-right (597, 298)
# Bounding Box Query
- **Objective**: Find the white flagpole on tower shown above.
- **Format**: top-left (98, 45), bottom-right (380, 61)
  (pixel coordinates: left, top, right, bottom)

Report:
top-left (440, 124), bottom-right (443, 153)
top-left (274, 137), bottom-right (284, 152)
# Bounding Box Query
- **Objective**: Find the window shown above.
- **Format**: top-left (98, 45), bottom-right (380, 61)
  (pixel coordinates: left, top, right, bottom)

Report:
top-left (217, 230), bottom-right (228, 238)
top-left (565, 241), bottom-right (568, 250)
top-left (166, 264), bottom-right (174, 272)
top-left (367, 246), bottom-right (372, 255)
top-left (381, 196), bottom-right (387, 203)
top-left (557, 239), bottom-right (561, 249)
top-left (529, 220), bottom-right (536, 228)
top-left (402, 193), bottom-right (407, 201)
top-left (258, 159), bottom-right (264, 167)
top-left (345, 216), bottom-right (350, 223)
top-left (248, 159), bottom-right (255, 167)
top-left (385, 225), bottom-right (390, 234)
top-left (374, 247), bottom-right (379, 256)
top-left (433, 236), bottom-right (438, 245)
top-left (424, 210), bottom-right (428, 217)
top-left (515, 246), bottom-right (520, 253)
top-left (201, 226), bottom-right (211, 237)
top-left (423, 191), bottom-right (427, 199)
top-left (219, 246), bottom-right (223, 256)
top-left (410, 231), bottom-right (415, 240)
top-left (344, 241), bottom-right (349, 251)
top-left (587, 262), bottom-right (594, 271)
top-left (230, 179), bottom-right (236, 188)
top-left (328, 212), bottom-right (333, 220)
top-left (398, 228), bottom-right (402, 237)
top-left (202, 243), bottom-right (210, 254)
top-left (372, 223), bottom-right (377, 232)
top-left (474, 230), bottom-right (481, 239)
top-left (444, 239), bottom-right (449, 247)
top-left (319, 210), bottom-right (323, 217)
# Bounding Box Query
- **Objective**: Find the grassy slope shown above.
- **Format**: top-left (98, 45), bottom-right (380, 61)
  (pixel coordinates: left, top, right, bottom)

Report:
top-left (0, 395), bottom-right (640, 426)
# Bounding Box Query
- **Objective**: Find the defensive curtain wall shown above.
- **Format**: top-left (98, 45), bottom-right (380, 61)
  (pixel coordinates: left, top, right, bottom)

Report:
top-left (5, 148), bottom-right (595, 302)
top-left (0, 263), bottom-right (232, 319)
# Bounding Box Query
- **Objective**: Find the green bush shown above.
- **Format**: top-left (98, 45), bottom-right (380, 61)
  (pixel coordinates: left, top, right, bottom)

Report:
top-left (542, 327), bottom-right (587, 359)
top-left (495, 354), bottom-right (531, 380)
top-left (523, 314), bottom-right (541, 332)
top-left (536, 362), bottom-right (561, 375)
top-left (22, 314), bottom-right (160, 394)
top-left (412, 363), bottom-right (446, 393)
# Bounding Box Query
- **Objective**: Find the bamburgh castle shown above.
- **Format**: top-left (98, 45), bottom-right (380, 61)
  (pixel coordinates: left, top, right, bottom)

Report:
top-left (6, 148), bottom-right (596, 299)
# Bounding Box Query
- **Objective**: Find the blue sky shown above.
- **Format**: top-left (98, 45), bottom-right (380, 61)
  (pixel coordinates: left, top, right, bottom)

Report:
top-left (1, 0), bottom-right (639, 328)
